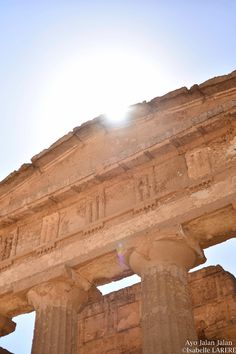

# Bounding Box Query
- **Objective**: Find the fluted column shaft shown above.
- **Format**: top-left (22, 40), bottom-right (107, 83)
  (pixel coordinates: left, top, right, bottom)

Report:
top-left (28, 279), bottom-right (88, 354)
top-left (32, 306), bottom-right (79, 354)
top-left (127, 230), bottom-right (206, 354)
top-left (141, 263), bottom-right (197, 354)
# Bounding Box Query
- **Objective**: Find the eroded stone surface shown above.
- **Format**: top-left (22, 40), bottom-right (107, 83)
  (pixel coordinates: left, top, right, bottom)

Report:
top-left (126, 232), bottom-right (203, 354)
top-left (0, 71), bottom-right (235, 352)
top-left (189, 265), bottom-right (236, 342)
top-left (0, 315), bottom-right (16, 337)
top-left (28, 277), bottom-right (89, 354)
top-left (0, 348), bottom-right (13, 354)
top-left (78, 285), bottom-right (142, 353)
top-left (78, 266), bottom-right (236, 353)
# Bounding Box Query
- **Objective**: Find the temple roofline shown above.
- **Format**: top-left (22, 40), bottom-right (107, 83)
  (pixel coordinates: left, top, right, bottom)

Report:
top-left (1, 69), bottom-right (236, 195)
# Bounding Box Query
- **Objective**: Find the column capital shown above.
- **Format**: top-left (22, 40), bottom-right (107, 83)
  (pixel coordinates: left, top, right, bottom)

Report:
top-left (126, 225), bottom-right (206, 275)
top-left (0, 314), bottom-right (16, 337)
top-left (27, 268), bottom-right (90, 312)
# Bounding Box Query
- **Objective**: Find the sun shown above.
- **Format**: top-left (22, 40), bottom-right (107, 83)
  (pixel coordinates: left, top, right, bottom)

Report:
top-left (104, 105), bottom-right (132, 124)
top-left (35, 48), bottom-right (162, 143)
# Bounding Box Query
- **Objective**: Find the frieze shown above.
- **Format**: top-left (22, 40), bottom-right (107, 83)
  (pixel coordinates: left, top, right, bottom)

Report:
top-left (39, 212), bottom-right (60, 245)
top-left (36, 212), bottom-right (60, 255)
top-left (0, 228), bottom-right (18, 271)
top-left (58, 200), bottom-right (86, 239)
top-left (133, 158), bottom-right (185, 214)
top-left (134, 167), bottom-right (155, 204)
top-left (85, 189), bottom-right (105, 224)
top-left (207, 126), bottom-right (236, 171)
top-left (185, 146), bottom-right (212, 180)
top-left (0, 152), bottom-right (230, 264)
top-left (154, 155), bottom-right (188, 196)
top-left (0, 228), bottom-right (18, 262)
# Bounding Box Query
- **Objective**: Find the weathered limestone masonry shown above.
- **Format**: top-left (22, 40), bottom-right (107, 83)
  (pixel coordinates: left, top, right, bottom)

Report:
top-left (189, 266), bottom-right (236, 342)
top-left (77, 265), bottom-right (236, 353)
top-left (0, 70), bottom-right (236, 353)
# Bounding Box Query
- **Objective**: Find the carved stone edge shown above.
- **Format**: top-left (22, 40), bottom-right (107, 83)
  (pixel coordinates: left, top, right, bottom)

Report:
top-left (82, 221), bottom-right (104, 236)
top-left (133, 176), bottom-right (214, 216)
top-left (12, 264), bottom-right (91, 296)
top-left (133, 198), bottom-right (158, 214)
top-left (186, 177), bottom-right (213, 194)
top-left (178, 224), bottom-right (206, 264)
top-left (36, 241), bottom-right (57, 256)
top-left (0, 171), bottom-right (228, 271)
top-left (0, 260), bottom-right (13, 272)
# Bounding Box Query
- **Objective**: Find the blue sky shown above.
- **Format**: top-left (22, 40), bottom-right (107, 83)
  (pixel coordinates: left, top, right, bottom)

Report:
top-left (0, 1), bottom-right (236, 353)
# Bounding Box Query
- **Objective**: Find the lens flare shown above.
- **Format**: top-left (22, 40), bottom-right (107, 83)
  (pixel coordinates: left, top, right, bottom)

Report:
top-left (116, 242), bottom-right (126, 266)
top-left (105, 105), bottom-right (131, 124)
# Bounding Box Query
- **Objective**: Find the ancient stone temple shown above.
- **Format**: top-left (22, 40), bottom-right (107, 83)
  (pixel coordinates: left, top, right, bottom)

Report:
top-left (0, 70), bottom-right (236, 354)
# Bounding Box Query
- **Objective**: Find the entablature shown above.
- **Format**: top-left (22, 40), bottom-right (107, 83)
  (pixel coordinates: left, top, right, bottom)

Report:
top-left (0, 114), bottom-right (235, 277)
top-left (0, 112), bottom-right (235, 228)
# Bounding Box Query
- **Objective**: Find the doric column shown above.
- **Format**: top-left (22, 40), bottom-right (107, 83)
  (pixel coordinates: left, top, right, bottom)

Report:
top-left (127, 227), bottom-right (206, 354)
top-left (28, 271), bottom-right (89, 354)
top-left (0, 314), bottom-right (16, 337)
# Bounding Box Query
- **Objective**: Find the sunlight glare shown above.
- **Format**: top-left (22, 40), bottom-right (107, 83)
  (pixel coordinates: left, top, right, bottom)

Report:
top-left (104, 105), bottom-right (131, 124)
top-left (34, 49), bottom-right (162, 144)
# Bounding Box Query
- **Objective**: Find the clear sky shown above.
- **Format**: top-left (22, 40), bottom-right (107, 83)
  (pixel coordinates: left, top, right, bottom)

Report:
top-left (0, 1), bottom-right (236, 353)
